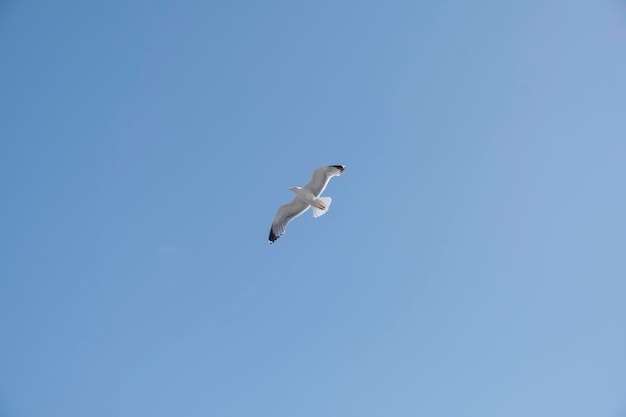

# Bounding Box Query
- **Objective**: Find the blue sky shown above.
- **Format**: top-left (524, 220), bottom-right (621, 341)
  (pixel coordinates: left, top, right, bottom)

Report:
top-left (1, 1), bottom-right (626, 416)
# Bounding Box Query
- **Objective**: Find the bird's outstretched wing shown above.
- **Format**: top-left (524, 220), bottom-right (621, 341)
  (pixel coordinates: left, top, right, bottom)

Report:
top-left (303, 165), bottom-right (345, 197)
top-left (269, 198), bottom-right (310, 243)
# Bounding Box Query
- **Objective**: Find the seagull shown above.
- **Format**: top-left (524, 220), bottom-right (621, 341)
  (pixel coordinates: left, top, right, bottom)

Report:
top-left (269, 165), bottom-right (345, 244)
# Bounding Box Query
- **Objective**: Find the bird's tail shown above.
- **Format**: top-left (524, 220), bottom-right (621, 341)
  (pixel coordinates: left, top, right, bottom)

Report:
top-left (311, 196), bottom-right (332, 218)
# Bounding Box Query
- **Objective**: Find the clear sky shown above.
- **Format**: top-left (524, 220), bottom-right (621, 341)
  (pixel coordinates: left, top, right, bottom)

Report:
top-left (1, 1), bottom-right (626, 416)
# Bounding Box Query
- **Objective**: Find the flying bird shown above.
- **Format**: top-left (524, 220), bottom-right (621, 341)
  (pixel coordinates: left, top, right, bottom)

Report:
top-left (269, 165), bottom-right (345, 244)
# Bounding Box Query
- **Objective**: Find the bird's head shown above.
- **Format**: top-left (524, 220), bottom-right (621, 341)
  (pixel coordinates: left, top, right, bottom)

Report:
top-left (288, 186), bottom-right (300, 192)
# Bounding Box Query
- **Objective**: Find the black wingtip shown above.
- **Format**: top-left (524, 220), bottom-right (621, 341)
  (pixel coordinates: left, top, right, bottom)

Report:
top-left (269, 229), bottom-right (279, 244)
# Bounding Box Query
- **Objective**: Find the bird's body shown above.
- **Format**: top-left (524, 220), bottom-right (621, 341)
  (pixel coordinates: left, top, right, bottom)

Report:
top-left (269, 165), bottom-right (345, 244)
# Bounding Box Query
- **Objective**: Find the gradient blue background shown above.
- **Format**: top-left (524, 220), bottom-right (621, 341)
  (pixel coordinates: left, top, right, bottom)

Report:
top-left (1, 1), bottom-right (626, 416)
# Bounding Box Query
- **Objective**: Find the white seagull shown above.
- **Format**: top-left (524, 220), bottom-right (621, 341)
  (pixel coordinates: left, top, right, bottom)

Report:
top-left (269, 165), bottom-right (346, 244)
